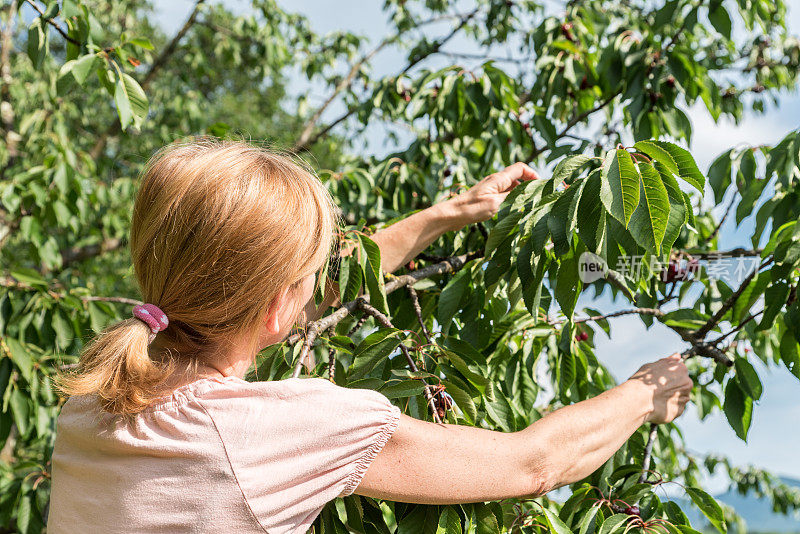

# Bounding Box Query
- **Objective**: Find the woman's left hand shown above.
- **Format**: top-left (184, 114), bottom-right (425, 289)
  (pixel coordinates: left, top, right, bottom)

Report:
top-left (446, 162), bottom-right (541, 226)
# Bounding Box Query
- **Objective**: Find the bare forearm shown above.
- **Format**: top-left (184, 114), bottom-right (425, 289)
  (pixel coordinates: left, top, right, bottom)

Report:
top-left (515, 380), bottom-right (651, 490)
top-left (369, 199), bottom-right (468, 273)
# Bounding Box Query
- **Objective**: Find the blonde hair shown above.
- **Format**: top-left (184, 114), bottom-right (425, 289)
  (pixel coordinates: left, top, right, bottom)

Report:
top-left (59, 138), bottom-right (337, 414)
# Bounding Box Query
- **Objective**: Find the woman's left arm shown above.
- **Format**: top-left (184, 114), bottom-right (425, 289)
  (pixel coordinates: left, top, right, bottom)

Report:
top-left (372, 162), bottom-right (539, 272)
top-left (307, 162), bottom-right (540, 318)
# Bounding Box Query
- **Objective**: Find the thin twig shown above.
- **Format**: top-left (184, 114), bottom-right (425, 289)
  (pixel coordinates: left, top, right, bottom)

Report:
top-left (346, 314), bottom-right (369, 338)
top-left (639, 424), bottom-right (658, 483)
top-left (529, 92), bottom-right (619, 160)
top-left (406, 286), bottom-right (433, 344)
top-left (570, 308), bottom-right (664, 324)
top-left (693, 257), bottom-right (772, 339)
top-left (709, 309), bottom-right (764, 346)
top-left (356, 299), bottom-right (442, 423)
top-left (81, 295), bottom-right (142, 306)
top-left (707, 193), bottom-right (736, 243)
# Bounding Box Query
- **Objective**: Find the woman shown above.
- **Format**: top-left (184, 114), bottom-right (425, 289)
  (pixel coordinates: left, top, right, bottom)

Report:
top-left (49, 139), bottom-right (692, 533)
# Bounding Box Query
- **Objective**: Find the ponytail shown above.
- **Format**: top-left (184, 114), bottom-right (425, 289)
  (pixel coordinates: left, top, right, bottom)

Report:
top-left (57, 318), bottom-right (175, 414)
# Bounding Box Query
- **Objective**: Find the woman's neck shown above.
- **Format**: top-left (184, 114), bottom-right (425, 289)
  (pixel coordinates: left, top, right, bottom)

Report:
top-left (150, 335), bottom-right (258, 387)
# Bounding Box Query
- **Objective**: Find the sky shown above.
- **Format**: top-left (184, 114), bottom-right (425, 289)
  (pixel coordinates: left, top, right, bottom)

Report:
top-left (154, 1), bottom-right (800, 490)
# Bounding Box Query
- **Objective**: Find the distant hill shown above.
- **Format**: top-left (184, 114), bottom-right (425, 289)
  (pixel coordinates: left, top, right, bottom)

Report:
top-left (678, 477), bottom-right (800, 533)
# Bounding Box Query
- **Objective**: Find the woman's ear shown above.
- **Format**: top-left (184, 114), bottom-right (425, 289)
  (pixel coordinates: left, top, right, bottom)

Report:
top-left (263, 285), bottom-right (293, 336)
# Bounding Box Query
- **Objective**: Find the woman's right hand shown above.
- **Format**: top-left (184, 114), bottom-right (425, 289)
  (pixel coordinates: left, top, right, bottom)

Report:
top-left (626, 353), bottom-right (693, 424)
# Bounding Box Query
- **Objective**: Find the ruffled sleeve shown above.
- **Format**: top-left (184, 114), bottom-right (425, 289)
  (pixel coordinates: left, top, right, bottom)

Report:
top-left (195, 376), bottom-right (401, 533)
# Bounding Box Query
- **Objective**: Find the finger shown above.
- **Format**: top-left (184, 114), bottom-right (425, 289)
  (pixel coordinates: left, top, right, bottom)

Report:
top-left (494, 162), bottom-right (540, 189)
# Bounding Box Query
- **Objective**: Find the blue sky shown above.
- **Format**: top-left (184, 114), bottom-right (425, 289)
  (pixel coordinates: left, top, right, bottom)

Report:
top-left (154, 1), bottom-right (800, 490)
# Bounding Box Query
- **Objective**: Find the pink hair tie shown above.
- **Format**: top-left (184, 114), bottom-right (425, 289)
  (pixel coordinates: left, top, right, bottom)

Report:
top-left (133, 303), bottom-right (169, 343)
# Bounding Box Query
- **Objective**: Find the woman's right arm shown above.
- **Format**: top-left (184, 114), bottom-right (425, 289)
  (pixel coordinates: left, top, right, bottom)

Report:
top-left (355, 354), bottom-right (692, 504)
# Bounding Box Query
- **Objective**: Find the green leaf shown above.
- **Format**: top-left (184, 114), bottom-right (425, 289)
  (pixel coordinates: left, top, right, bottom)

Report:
top-left (628, 163), bottom-right (670, 253)
top-left (600, 149), bottom-right (640, 227)
top-left (72, 54), bottom-right (98, 85)
top-left (723, 378), bottom-right (753, 441)
top-left (436, 507), bottom-right (462, 534)
top-left (485, 210), bottom-right (523, 255)
top-left (127, 37), bottom-right (155, 50)
top-left (559, 349), bottom-right (576, 393)
top-left (662, 309), bottom-right (710, 329)
top-left (577, 506), bottom-right (599, 534)
top-left (52, 309), bottom-right (73, 350)
top-left (551, 154), bottom-right (594, 189)
top-left (442, 380), bottom-right (476, 423)
top-left (441, 350), bottom-right (488, 389)
top-left (641, 141), bottom-right (705, 192)
top-left (658, 163), bottom-right (687, 251)
top-left (474, 503), bottom-right (500, 534)
top-left (27, 19), bottom-right (47, 68)
top-left (359, 235), bottom-right (388, 314)
top-left (10, 388), bottom-right (30, 436)
top-left (708, 150), bottom-right (733, 204)
top-left (634, 140), bottom-right (680, 176)
top-left (734, 357), bottom-right (762, 401)
top-left (555, 254), bottom-right (580, 319)
top-left (541, 509), bottom-right (573, 534)
top-left (114, 73), bottom-right (149, 130)
top-left (339, 256), bottom-right (363, 303)
top-left (5, 338), bottom-right (33, 382)
top-left (599, 514), bottom-right (630, 534)
top-left (708, 2), bottom-right (732, 39)
top-left (380, 380), bottom-right (427, 399)
top-left (11, 268), bottom-right (48, 287)
top-left (548, 179), bottom-right (586, 256)
top-left (576, 173), bottom-right (606, 252)
top-left (686, 487), bottom-right (727, 533)
top-left (779, 330), bottom-right (800, 380)
top-left (438, 265), bottom-right (471, 332)
top-left (350, 329), bottom-right (402, 379)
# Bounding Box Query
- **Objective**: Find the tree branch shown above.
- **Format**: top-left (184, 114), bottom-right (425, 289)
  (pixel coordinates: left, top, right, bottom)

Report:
top-left (289, 253), bottom-right (472, 373)
top-left (0, 275), bottom-right (141, 305)
top-left (23, 0), bottom-right (80, 45)
top-left (291, 38), bottom-right (394, 151)
top-left (682, 247), bottom-right (763, 259)
top-left (89, 0), bottom-right (206, 160)
top-left (59, 237), bottom-right (125, 268)
top-left (639, 423), bottom-right (658, 483)
top-left (356, 299), bottom-right (443, 423)
top-left (292, 8), bottom-right (480, 152)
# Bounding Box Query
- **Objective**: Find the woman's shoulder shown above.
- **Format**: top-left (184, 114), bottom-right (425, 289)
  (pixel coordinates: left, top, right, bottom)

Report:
top-left (191, 375), bottom-right (391, 408)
